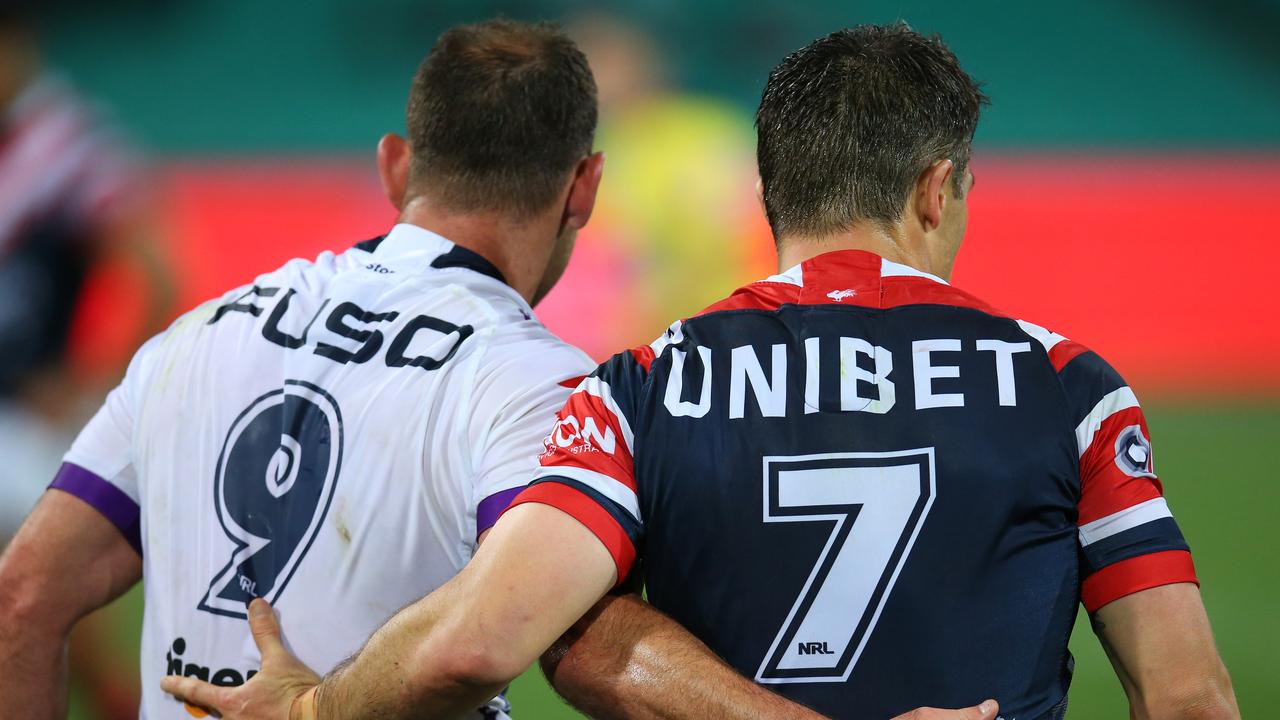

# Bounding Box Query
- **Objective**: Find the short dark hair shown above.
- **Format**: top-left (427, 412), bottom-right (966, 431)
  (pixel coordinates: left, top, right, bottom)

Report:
top-left (406, 19), bottom-right (597, 217)
top-left (756, 24), bottom-right (987, 238)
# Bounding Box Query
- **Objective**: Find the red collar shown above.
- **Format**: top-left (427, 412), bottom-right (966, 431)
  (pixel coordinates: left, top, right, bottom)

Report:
top-left (699, 250), bottom-right (1000, 316)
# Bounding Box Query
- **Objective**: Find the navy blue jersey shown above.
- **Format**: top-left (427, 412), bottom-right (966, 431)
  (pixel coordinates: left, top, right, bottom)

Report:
top-left (510, 250), bottom-right (1197, 719)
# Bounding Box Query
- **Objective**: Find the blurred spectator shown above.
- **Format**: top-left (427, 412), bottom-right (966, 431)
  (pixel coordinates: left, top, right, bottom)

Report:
top-left (0, 6), bottom-right (169, 535)
top-left (0, 5), bottom-right (169, 718)
top-left (534, 13), bottom-right (773, 356)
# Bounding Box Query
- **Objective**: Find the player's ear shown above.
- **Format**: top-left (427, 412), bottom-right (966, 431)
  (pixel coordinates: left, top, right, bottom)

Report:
top-left (563, 152), bottom-right (605, 231)
top-left (755, 177), bottom-right (767, 217)
top-left (915, 158), bottom-right (954, 233)
top-left (377, 133), bottom-right (412, 211)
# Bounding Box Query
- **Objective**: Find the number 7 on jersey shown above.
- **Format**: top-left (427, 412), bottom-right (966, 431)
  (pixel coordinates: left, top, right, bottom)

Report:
top-left (756, 449), bottom-right (936, 684)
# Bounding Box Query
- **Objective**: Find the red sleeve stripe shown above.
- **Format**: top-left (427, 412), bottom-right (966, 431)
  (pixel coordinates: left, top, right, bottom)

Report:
top-left (1078, 475), bottom-right (1163, 527)
top-left (1081, 549), bottom-right (1198, 612)
top-left (628, 345), bottom-right (656, 372)
top-left (531, 464), bottom-right (640, 518)
top-left (558, 375), bottom-right (588, 389)
top-left (1075, 386), bottom-right (1140, 458)
top-left (541, 384), bottom-right (636, 475)
top-left (1047, 340), bottom-right (1090, 372)
top-left (505, 482), bottom-right (636, 586)
top-left (576, 377), bottom-right (636, 451)
top-left (1077, 409), bottom-right (1164, 524)
top-left (1014, 319), bottom-right (1089, 372)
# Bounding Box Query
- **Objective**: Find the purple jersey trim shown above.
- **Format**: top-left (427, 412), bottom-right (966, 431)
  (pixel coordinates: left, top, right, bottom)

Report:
top-left (477, 486), bottom-right (525, 539)
top-left (48, 462), bottom-right (142, 555)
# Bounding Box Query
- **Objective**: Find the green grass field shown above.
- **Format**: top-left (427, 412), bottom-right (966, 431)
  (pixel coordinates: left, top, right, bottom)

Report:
top-left (70, 402), bottom-right (1277, 718)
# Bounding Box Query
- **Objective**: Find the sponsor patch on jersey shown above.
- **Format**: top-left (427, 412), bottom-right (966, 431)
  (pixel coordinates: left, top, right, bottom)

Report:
top-left (1113, 424), bottom-right (1155, 478)
top-left (542, 413), bottom-right (617, 457)
top-left (164, 635), bottom-right (258, 716)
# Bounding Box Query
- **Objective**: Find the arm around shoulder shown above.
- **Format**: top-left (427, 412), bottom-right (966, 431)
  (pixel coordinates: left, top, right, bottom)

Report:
top-left (296, 502), bottom-right (619, 720)
top-left (542, 593), bottom-right (826, 720)
top-left (542, 595), bottom-right (1002, 720)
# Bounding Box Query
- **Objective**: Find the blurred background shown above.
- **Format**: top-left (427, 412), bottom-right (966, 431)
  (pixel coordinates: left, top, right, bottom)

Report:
top-left (1, 0), bottom-right (1276, 717)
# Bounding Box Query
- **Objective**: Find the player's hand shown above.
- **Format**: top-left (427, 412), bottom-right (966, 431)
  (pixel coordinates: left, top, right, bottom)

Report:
top-left (892, 699), bottom-right (999, 720)
top-left (160, 598), bottom-right (321, 719)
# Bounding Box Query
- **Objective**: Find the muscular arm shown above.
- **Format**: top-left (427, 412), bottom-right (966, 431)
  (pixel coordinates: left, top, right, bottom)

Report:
top-left (542, 593), bottom-right (824, 720)
top-left (1091, 583), bottom-right (1238, 720)
top-left (308, 502), bottom-right (618, 720)
top-left (0, 491), bottom-right (143, 719)
top-left (166, 511), bottom-right (996, 720)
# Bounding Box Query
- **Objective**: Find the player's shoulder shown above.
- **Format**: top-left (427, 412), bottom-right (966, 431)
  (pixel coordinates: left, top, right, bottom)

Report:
top-left (484, 317), bottom-right (594, 377)
top-left (1003, 319), bottom-right (1152, 486)
top-left (580, 321), bottom-right (687, 415)
top-left (346, 234), bottom-right (596, 395)
top-left (190, 247), bottom-right (357, 319)
top-left (1006, 316), bottom-right (1125, 389)
top-left (261, 245), bottom-right (363, 291)
top-left (1005, 316), bottom-right (1138, 436)
top-left (123, 243), bottom-right (375, 375)
top-left (150, 246), bottom-right (355, 336)
top-left (468, 313), bottom-right (594, 409)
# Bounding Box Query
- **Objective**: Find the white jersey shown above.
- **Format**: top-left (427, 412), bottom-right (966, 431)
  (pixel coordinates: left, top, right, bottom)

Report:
top-left (53, 224), bottom-right (593, 719)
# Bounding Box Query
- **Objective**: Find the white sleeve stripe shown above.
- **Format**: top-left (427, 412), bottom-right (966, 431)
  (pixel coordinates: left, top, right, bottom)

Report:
top-left (574, 376), bottom-right (636, 454)
top-left (531, 464), bottom-right (641, 522)
top-left (1075, 386), bottom-right (1139, 458)
top-left (649, 320), bottom-right (685, 358)
top-left (1015, 319), bottom-right (1068, 353)
top-left (1078, 497), bottom-right (1172, 546)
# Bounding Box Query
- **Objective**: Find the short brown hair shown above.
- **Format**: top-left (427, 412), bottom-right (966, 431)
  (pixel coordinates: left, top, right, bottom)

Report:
top-left (756, 24), bottom-right (987, 238)
top-left (406, 20), bottom-right (597, 217)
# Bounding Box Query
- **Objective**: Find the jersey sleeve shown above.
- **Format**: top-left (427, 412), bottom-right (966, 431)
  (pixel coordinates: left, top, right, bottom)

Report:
top-left (51, 332), bottom-right (164, 554)
top-left (1059, 349), bottom-right (1198, 612)
top-left (504, 348), bottom-right (652, 584)
top-left (468, 333), bottom-right (594, 539)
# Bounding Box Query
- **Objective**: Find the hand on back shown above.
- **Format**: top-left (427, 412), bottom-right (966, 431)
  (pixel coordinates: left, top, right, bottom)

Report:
top-left (160, 600), bottom-right (319, 720)
top-left (892, 701), bottom-right (999, 720)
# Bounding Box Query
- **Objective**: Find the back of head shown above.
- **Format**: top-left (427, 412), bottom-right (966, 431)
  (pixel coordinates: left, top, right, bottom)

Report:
top-left (756, 24), bottom-right (987, 239)
top-left (407, 19), bottom-right (597, 218)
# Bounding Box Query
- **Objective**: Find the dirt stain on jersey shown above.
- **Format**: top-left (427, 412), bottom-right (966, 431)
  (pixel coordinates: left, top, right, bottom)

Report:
top-left (332, 498), bottom-right (352, 546)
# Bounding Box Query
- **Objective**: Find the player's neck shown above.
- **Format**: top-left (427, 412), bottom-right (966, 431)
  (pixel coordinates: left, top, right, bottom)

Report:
top-left (396, 199), bottom-right (557, 305)
top-left (775, 224), bottom-right (938, 278)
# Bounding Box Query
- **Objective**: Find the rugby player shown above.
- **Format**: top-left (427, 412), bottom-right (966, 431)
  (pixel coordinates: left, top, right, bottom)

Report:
top-left (170, 23), bottom-right (1240, 720)
top-left (0, 19), bottom-right (984, 720)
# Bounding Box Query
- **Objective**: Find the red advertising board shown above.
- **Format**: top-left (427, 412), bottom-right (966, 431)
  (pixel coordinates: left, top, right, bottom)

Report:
top-left (70, 156), bottom-right (1280, 397)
